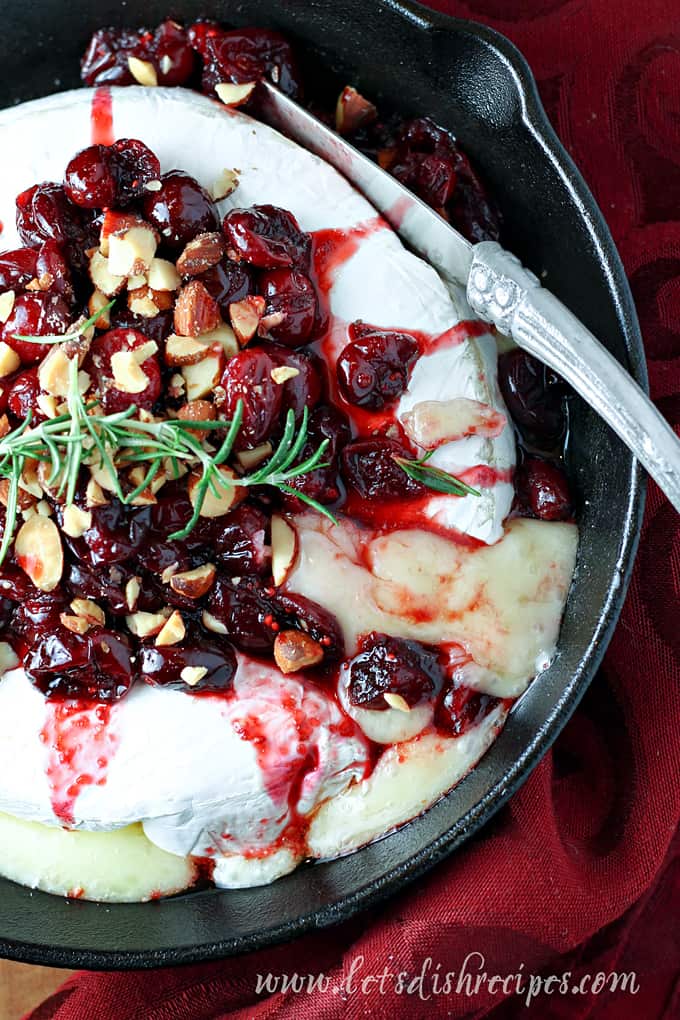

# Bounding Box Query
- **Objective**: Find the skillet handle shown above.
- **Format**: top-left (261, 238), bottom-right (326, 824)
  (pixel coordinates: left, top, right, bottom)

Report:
top-left (466, 241), bottom-right (680, 512)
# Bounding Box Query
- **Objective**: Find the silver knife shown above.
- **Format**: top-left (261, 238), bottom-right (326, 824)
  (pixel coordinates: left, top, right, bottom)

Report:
top-left (260, 81), bottom-right (680, 513)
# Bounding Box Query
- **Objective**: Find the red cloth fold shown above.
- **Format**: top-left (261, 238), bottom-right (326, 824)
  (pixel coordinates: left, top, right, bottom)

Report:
top-left (26, 1), bottom-right (680, 1016)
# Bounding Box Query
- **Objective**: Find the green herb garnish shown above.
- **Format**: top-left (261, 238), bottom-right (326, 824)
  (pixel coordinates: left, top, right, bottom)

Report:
top-left (392, 451), bottom-right (481, 498)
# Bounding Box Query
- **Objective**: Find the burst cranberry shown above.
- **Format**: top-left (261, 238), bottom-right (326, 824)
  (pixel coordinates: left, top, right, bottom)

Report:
top-left (436, 685), bottom-right (501, 736)
top-left (273, 592), bottom-right (344, 661)
top-left (337, 328), bottom-right (419, 409)
top-left (142, 171), bottom-right (219, 251)
top-left (210, 504), bottom-right (270, 575)
top-left (0, 564), bottom-right (36, 602)
top-left (219, 347), bottom-right (282, 449)
top-left (498, 349), bottom-right (566, 442)
top-left (223, 206), bottom-right (310, 270)
top-left (80, 26), bottom-right (150, 86)
top-left (198, 259), bottom-right (254, 317)
top-left (16, 183), bottom-right (98, 270)
top-left (260, 342), bottom-right (323, 421)
top-left (25, 627), bottom-right (136, 702)
top-left (208, 576), bottom-right (278, 653)
top-left (87, 327), bottom-right (162, 413)
top-left (111, 139), bottom-right (162, 205)
top-left (80, 21), bottom-right (195, 88)
top-left (66, 561), bottom-right (160, 616)
top-left (390, 118), bottom-right (500, 243)
top-left (1, 292), bottom-right (72, 364)
top-left (65, 501), bottom-right (151, 567)
top-left (342, 439), bottom-right (426, 501)
top-left (516, 457), bottom-right (573, 521)
top-left (283, 404), bottom-right (351, 507)
top-left (199, 28), bottom-right (301, 99)
top-left (346, 633), bottom-right (442, 710)
top-left (187, 20), bottom-right (221, 55)
top-left (259, 269), bottom-right (319, 346)
top-left (140, 639), bottom-right (237, 693)
top-left (110, 307), bottom-right (174, 345)
top-left (6, 368), bottom-right (46, 422)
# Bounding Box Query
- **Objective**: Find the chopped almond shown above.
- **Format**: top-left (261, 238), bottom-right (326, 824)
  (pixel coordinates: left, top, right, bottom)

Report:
top-left (0, 342), bottom-right (21, 379)
top-left (169, 563), bottom-right (217, 599)
top-left (176, 233), bottom-right (225, 276)
top-left (229, 295), bottom-right (265, 345)
top-left (108, 222), bottom-right (158, 277)
top-left (274, 630), bottom-right (324, 674)
top-left (128, 56), bottom-right (158, 87)
top-left (383, 692), bottom-right (412, 712)
top-left (180, 666), bottom-right (209, 687)
top-left (187, 465), bottom-right (244, 517)
top-left (177, 398), bottom-right (216, 438)
top-left (236, 443), bottom-right (272, 470)
top-left (181, 347), bottom-right (225, 400)
top-left (0, 290), bottom-right (16, 324)
top-left (335, 86), bottom-right (377, 136)
top-left (15, 515), bottom-right (63, 592)
top-left (174, 281), bottom-right (221, 337)
top-left (165, 334), bottom-right (211, 367)
top-left (89, 250), bottom-right (125, 297)
top-left (0, 479), bottom-right (36, 511)
top-left (202, 610), bottom-right (228, 635)
top-left (147, 258), bottom-right (181, 292)
top-left (88, 289), bottom-right (112, 329)
top-left (215, 81), bottom-right (256, 107)
top-left (60, 614), bottom-right (91, 635)
top-left (271, 365), bottom-right (300, 385)
top-left (126, 609), bottom-right (170, 638)
top-left (155, 609), bottom-right (186, 647)
top-left (62, 504), bottom-right (93, 538)
top-left (211, 169), bottom-right (240, 202)
top-left (125, 576), bottom-right (141, 612)
top-left (70, 598), bottom-right (105, 626)
top-left (110, 350), bottom-right (151, 394)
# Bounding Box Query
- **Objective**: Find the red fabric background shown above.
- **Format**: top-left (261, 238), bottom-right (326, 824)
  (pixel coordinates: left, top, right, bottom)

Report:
top-left (27, 0), bottom-right (680, 1016)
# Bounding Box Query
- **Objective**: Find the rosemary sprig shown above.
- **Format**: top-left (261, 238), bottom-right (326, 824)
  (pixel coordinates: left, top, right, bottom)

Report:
top-left (12, 300), bottom-right (116, 345)
top-left (392, 451), bottom-right (481, 498)
top-left (0, 357), bottom-right (337, 564)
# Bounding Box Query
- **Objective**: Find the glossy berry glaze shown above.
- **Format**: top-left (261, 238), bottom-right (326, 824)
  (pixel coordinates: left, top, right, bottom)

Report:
top-left (0, 20), bottom-right (574, 874)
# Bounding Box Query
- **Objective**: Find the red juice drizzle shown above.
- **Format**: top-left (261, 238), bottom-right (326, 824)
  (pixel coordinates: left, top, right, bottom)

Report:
top-left (91, 86), bottom-right (114, 146)
top-left (385, 195), bottom-right (412, 230)
top-left (311, 216), bottom-right (388, 297)
top-left (40, 700), bottom-right (119, 825)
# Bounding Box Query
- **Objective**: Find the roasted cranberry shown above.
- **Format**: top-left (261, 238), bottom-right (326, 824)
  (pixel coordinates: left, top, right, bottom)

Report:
top-left (198, 258), bottom-right (254, 317)
top-left (0, 563), bottom-right (36, 602)
top-left (259, 342), bottom-right (323, 421)
top-left (341, 439), bottom-right (426, 501)
top-left (209, 504), bottom-right (270, 575)
top-left (80, 21), bottom-right (195, 88)
top-left (259, 269), bottom-right (319, 346)
top-left (208, 576), bottom-right (278, 653)
top-left (0, 248), bottom-right (39, 291)
top-left (87, 327), bottom-right (162, 413)
top-left (35, 241), bottom-right (74, 303)
top-left (80, 26), bottom-right (150, 86)
top-left (436, 685), bottom-right (501, 736)
top-left (153, 20), bottom-right (197, 86)
top-left (66, 561), bottom-right (160, 616)
top-left (515, 457), bottom-right (573, 521)
top-left (65, 501), bottom-right (151, 567)
top-left (346, 633), bottom-right (442, 710)
top-left (219, 347), bottom-right (282, 449)
top-left (16, 183), bottom-right (97, 270)
top-left (0, 596), bottom-right (14, 629)
top-left (498, 349), bottom-right (566, 442)
top-left (187, 20), bottom-right (221, 56)
top-left (337, 328), bottom-right (419, 409)
top-left (273, 592), bottom-right (344, 661)
top-left (64, 145), bottom-right (117, 208)
top-left (390, 118), bottom-right (500, 243)
top-left (111, 139), bottom-right (162, 205)
top-left (142, 171), bottom-right (219, 251)
top-left (283, 404), bottom-right (351, 507)
top-left (6, 368), bottom-right (46, 422)
top-left (223, 206), bottom-right (310, 271)
top-left (1, 292), bottom-right (72, 364)
top-left (199, 28), bottom-right (301, 99)
top-left (110, 307), bottom-right (174, 345)
top-left (140, 639), bottom-right (237, 693)
top-left (25, 627), bottom-right (136, 702)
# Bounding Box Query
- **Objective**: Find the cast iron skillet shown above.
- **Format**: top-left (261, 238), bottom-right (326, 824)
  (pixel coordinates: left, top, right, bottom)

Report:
top-left (0, 0), bottom-right (645, 969)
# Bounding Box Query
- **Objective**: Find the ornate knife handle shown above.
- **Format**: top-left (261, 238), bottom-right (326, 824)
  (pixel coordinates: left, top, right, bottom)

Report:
top-left (466, 241), bottom-right (680, 512)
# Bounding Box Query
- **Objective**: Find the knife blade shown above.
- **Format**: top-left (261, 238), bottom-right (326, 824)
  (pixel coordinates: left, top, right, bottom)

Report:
top-left (260, 81), bottom-right (473, 285)
top-left (257, 80), bottom-right (680, 513)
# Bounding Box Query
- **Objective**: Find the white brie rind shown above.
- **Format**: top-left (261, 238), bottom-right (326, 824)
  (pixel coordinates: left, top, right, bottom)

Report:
top-left (0, 86), bottom-right (514, 543)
